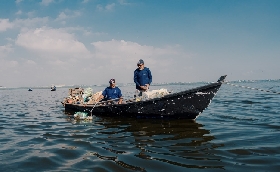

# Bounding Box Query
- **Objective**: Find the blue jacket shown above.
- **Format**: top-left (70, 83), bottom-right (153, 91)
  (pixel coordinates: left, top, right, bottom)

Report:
top-left (102, 87), bottom-right (122, 100)
top-left (134, 67), bottom-right (152, 90)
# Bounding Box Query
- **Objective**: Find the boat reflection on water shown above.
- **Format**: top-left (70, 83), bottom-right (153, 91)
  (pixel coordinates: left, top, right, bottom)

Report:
top-left (64, 111), bottom-right (225, 171)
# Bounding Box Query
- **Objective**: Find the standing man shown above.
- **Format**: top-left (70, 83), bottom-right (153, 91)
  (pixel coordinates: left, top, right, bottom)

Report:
top-left (97, 79), bottom-right (123, 104)
top-left (134, 59), bottom-right (152, 95)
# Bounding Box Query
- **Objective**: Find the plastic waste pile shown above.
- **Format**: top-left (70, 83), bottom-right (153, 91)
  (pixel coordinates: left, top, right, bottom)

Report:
top-left (82, 87), bottom-right (93, 102)
top-left (62, 87), bottom-right (102, 105)
top-left (86, 91), bottom-right (102, 104)
top-left (135, 88), bottom-right (169, 101)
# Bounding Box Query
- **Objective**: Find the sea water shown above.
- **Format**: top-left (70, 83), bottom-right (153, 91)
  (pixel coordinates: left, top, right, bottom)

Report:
top-left (0, 80), bottom-right (279, 171)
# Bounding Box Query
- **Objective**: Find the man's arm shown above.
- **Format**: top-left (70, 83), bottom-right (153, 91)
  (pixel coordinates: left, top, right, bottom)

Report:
top-left (117, 88), bottom-right (123, 104)
top-left (97, 89), bottom-right (106, 102)
top-left (97, 94), bottom-right (104, 102)
top-left (143, 68), bottom-right (152, 89)
top-left (148, 68), bottom-right (152, 84)
top-left (134, 70), bottom-right (140, 87)
top-left (118, 97), bottom-right (123, 104)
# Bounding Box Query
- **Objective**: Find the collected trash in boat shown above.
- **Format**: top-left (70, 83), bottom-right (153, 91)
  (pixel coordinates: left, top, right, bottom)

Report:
top-left (62, 87), bottom-right (102, 105)
top-left (135, 88), bottom-right (170, 101)
top-left (82, 87), bottom-right (93, 102)
top-left (85, 91), bottom-right (102, 104)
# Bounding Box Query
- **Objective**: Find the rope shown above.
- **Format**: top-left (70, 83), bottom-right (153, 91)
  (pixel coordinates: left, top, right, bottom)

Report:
top-left (224, 81), bottom-right (280, 95)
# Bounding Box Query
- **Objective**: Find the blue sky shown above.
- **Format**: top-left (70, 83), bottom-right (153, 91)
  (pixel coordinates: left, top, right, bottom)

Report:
top-left (0, 0), bottom-right (279, 87)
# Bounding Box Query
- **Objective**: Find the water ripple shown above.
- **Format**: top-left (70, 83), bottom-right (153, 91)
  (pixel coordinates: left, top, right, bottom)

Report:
top-left (1, 82), bottom-right (280, 171)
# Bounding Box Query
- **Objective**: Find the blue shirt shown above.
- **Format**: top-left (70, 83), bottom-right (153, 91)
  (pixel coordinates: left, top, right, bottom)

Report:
top-left (134, 67), bottom-right (152, 90)
top-left (102, 87), bottom-right (122, 100)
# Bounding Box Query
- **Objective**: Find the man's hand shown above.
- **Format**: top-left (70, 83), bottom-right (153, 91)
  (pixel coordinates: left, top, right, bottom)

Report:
top-left (97, 95), bottom-right (104, 102)
top-left (140, 84), bottom-right (149, 90)
top-left (140, 85), bottom-right (147, 90)
top-left (118, 97), bottom-right (123, 104)
top-left (145, 84), bottom-right (150, 89)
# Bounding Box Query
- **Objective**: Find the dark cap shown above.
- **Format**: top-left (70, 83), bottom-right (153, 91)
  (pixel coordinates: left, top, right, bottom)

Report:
top-left (109, 79), bottom-right (115, 84)
top-left (137, 59), bottom-right (144, 65)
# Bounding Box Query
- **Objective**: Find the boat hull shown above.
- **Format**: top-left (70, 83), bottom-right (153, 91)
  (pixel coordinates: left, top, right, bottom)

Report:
top-left (63, 76), bottom-right (226, 119)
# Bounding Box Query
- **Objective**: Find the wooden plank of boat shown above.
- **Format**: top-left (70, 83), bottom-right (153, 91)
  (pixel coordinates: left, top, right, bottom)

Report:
top-left (62, 75), bottom-right (227, 119)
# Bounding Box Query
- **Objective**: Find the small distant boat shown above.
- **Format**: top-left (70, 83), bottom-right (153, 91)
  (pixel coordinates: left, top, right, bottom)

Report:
top-left (51, 86), bottom-right (56, 91)
top-left (28, 88), bottom-right (32, 91)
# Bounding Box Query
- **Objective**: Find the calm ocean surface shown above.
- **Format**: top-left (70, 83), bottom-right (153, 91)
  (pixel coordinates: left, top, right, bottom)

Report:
top-left (1, 80), bottom-right (280, 172)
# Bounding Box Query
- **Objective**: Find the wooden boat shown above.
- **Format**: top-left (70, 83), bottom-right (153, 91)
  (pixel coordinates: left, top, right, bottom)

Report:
top-left (62, 75), bottom-right (227, 119)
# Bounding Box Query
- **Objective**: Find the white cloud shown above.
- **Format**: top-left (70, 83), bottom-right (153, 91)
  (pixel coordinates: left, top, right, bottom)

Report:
top-left (27, 11), bottom-right (36, 18)
top-left (118, 0), bottom-right (132, 5)
top-left (40, 0), bottom-right (54, 6)
top-left (0, 44), bottom-right (13, 58)
top-left (105, 3), bottom-right (116, 10)
top-left (89, 39), bottom-right (186, 82)
top-left (0, 17), bottom-right (49, 32)
top-left (15, 0), bottom-right (23, 5)
top-left (91, 39), bottom-right (181, 60)
top-left (56, 12), bottom-right (67, 20)
top-left (15, 10), bottom-right (22, 15)
top-left (55, 10), bottom-right (81, 21)
top-left (26, 60), bottom-right (36, 65)
top-left (0, 15), bottom-right (189, 86)
top-left (0, 19), bottom-right (14, 32)
top-left (1, 37), bottom-right (189, 87)
top-left (97, 3), bottom-right (116, 11)
top-left (96, 5), bottom-right (102, 11)
top-left (14, 17), bottom-right (49, 29)
top-left (15, 27), bottom-right (90, 58)
top-left (6, 37), bottom-right (14, 42)
top-left (0, 60), bottom-right (18, 72)
top-left (82, 0), bottom-right (89, 3)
